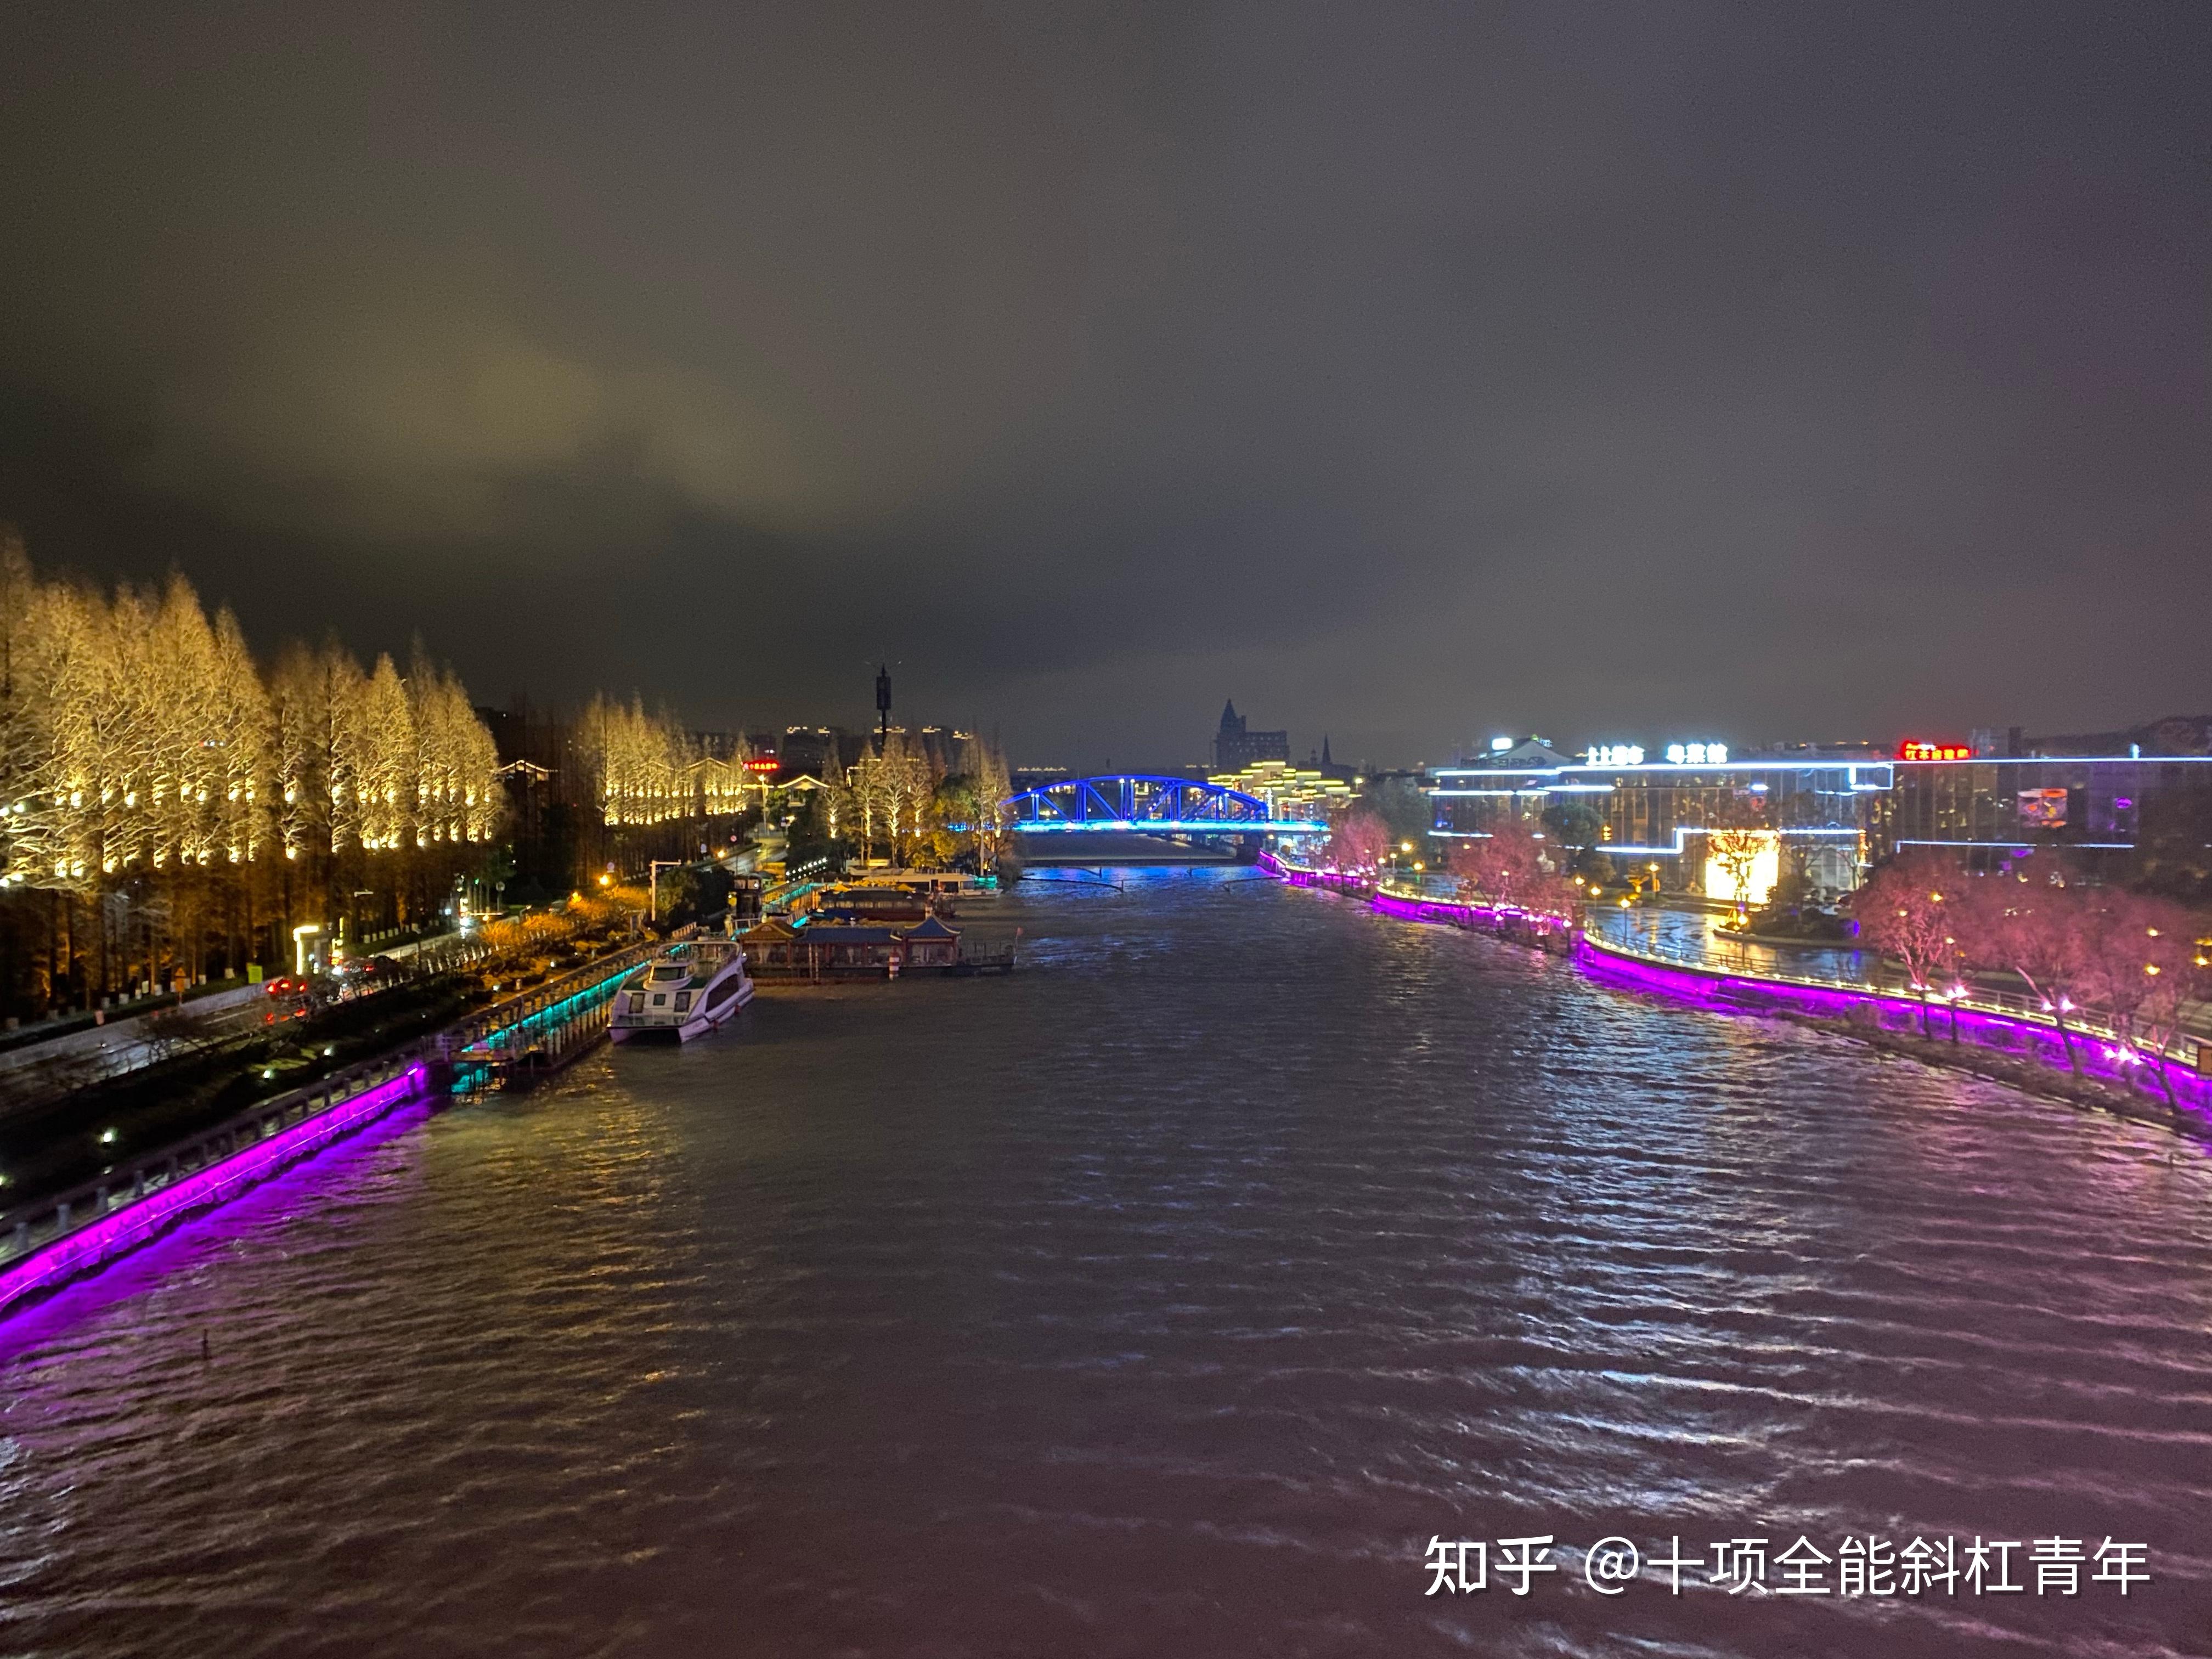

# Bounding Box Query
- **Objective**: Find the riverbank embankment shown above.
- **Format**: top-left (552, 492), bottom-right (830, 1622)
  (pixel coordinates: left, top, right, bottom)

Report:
top-left (0, 940), bottom-right (662, 1323)
top-left (1267, 850), bottom-right (2212, 1133)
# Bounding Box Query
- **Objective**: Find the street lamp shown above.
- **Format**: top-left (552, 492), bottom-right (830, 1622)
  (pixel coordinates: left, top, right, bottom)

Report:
top-left (648, 860), bottom-right (684, 922)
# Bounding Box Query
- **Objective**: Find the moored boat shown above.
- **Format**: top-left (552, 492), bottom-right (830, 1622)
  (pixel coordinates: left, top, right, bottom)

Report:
top-left (610, 941), bottom-right (754, 1043)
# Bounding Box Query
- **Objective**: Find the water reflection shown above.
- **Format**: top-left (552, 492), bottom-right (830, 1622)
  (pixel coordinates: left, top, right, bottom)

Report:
top-left (0, 868), bottom-right (2207, 1656)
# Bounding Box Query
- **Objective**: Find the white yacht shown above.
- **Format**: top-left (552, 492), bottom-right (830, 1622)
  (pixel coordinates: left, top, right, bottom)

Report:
top-left (610, 941), bottom-right (754, 1043)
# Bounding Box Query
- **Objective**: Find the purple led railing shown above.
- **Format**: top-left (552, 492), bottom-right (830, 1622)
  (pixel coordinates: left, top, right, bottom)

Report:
top-left (1269, 852), bottom-right (2207, 1117)
top-left (1576, 933), bottom-right (2210, 1116)
top-left (0, 1061), bottom-right (429, 1322)
top-left (1266, 854), bottom-right (1571, 935)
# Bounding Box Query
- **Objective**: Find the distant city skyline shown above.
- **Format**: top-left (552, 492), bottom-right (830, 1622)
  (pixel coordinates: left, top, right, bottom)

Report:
top-left (2, 3), bottom-right (2207, 766)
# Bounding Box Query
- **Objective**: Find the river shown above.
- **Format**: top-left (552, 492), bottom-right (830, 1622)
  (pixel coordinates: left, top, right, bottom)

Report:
top-left (2, 868), bottom-right (2207, 1656)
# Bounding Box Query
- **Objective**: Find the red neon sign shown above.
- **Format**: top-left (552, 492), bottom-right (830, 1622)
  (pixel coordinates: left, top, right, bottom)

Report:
top-left (1896, 741), bottom-right (1973, 761)
top-left (744, 757), bottom-right (781, 774)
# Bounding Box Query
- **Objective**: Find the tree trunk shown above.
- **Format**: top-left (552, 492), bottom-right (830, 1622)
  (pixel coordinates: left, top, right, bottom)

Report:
top-left (2150, 1044), bottom-right (2179, 1109)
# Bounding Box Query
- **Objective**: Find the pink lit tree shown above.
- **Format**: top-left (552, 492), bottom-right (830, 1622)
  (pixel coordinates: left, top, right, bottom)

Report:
top-left (1854, 851), bottom-right (1964, 1036)
top-left (2134, 910), bottom-right (2211, 1108)
top-left (1960, 850), bottom-right (2091, 1071)
top-left (2075, 889), bottom-right (2160, 1048)
top-left (2078, 890), bottom-right (2208, 1100)
top-left (1325, 805), bottom-right (1392, 876)
top-left (1449, 816), bottom-right (1546, 910)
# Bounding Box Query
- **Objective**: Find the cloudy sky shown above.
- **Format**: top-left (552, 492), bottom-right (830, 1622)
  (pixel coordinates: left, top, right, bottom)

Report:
top-left (1, 2), bottom-right (2206, 768)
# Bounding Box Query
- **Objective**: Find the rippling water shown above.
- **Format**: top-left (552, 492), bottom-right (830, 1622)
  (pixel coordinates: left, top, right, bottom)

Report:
top-left (4, 869), bottom-right (2211, 1657)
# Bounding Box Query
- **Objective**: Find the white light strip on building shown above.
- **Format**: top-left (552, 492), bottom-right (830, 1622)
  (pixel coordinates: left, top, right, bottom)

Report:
top-left (1893, 838), bottom-right (2138, 850)
top-left (1434, 754), bottom-right (2210, 778)
top-left (1430, 785), bottom-right (1614, 795)
top-left (1427, 826), bottom-right (1863, 854)
top-left (1432, 761), bottom-right (1877, 777)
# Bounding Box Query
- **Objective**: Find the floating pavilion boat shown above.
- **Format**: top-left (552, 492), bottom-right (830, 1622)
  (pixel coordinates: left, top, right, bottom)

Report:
top-left (610, 941), bottom-right (754, 1043)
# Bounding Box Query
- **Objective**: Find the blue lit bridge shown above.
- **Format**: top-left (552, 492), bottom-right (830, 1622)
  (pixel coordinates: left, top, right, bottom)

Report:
top-left (1001, 775), bottom-right (1329, 836)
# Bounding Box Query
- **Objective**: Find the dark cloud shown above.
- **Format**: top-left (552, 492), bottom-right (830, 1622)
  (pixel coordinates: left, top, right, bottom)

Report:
top-left (1, 1), bottom-right (2207, 768)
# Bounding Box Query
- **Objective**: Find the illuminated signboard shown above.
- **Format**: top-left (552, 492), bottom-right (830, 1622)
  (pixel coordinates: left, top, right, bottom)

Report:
top-left (1663, 742), bottom-right (1729, 765)
top-left (2017, 787), bottom-right (2068, 828)
top-left (1584, 744), bottom-right (1644, 766)
top-left (744, 757), bottom-right (781, 775)
top-left (1897, 741), bottom-right (1973, 761)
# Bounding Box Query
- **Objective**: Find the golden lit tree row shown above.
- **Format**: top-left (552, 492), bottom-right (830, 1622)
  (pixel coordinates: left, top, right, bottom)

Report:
top-left (0, 536), bottom-right (501, 892)
top-left (575, 694), bottom-right (753, 827)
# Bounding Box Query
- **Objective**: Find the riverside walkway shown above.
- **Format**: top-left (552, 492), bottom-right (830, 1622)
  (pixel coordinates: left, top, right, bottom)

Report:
top-left (1267, 854), bottom-right (2211, 1116)
top-left (0, 939), bottom-right (675, 1323)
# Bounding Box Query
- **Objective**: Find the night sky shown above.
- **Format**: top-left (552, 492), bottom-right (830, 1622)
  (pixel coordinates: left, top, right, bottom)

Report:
top-left (1, 3), bottom-right (2207, 769)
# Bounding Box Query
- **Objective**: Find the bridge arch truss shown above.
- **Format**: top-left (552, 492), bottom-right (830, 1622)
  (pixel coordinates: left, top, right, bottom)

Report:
top-left (1001, 775), bottom-right (1328, 834)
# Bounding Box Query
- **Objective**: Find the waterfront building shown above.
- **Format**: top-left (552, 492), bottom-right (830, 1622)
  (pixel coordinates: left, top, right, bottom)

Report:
top-left (788, 923), bottom-right (905, 971)
top-left (1885, 719), bottom-right (2212, 893)
top-left (1213, 701), bottom-right (1290, 772)
top-left (1430, 716), bottom-right (2212, 901)
top-left (898, 916), bottom-right (963, 968)
top-left (739, 914), bottom-right (965, 972)
top-left (1207, 759), bottom-right (1356, 826)
top-left (1471, 735), bottom-right (1578, 769)
top-left (1430, 745), bottom-right (1887, 903)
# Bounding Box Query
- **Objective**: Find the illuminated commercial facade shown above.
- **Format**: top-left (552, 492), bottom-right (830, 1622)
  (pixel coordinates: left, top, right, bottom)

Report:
top-left (1887, 752), bottom-right (2212, 883)
top-left (1431, 720), bottom-right (2212, 899)
top-left (1430, 750), bottom-right (1886, 901)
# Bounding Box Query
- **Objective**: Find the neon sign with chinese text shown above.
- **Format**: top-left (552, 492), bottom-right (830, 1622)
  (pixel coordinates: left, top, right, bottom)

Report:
top-left (1897, 741), bottom-right (1973, 761)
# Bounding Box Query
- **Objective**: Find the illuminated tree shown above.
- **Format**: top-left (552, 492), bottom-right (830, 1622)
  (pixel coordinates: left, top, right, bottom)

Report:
top-left (1957, 850), bottom-right (2091, 1070)
top-left (1326, 804), bottom-right (1392, 874)
top-left (1703, 788), bottom-right (1771, 922)
top-left (2132, 913), bottom-right (2211, 1107)
top-left (945, 734), bottom-right (1013, 872)
top-left (146, 573), bottom-right (224, 870)
top-left (0, 533), bottom-right (70, 893)
top-left (357, 653), bottom-right (415, 851)
top-left (1853, 851), bottom-right (1964, 1035)
top-left (270, 639), bottom-right (369, 862)
top-left (579, 695), bottom-right (684, 827)
top-left (0, 538), bottom-right (509, 1005)
top-left (844, 732), bottom-right (940, 865)
top-left (209, 607), bottom-right (273, 866)
top-left (1449, 816), bottom-right (1542, 905)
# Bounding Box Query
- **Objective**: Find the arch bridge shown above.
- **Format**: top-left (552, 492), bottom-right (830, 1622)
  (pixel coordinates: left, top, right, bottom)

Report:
top-left (1001, 775), bottom-right (1329, 835)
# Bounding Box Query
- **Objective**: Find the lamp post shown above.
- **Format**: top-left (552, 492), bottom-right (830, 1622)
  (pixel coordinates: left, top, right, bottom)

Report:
top-left (648, 860), bottom-right (684, 923)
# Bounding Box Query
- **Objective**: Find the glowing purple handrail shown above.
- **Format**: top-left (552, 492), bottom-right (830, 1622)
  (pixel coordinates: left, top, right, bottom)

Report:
top-left (1268, 850), bottom-right (2207, 1115)
top-left (0, 1062), bottom-right (428, 1322)
top-left (1576, 933), bottom-right (2209, 1115)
